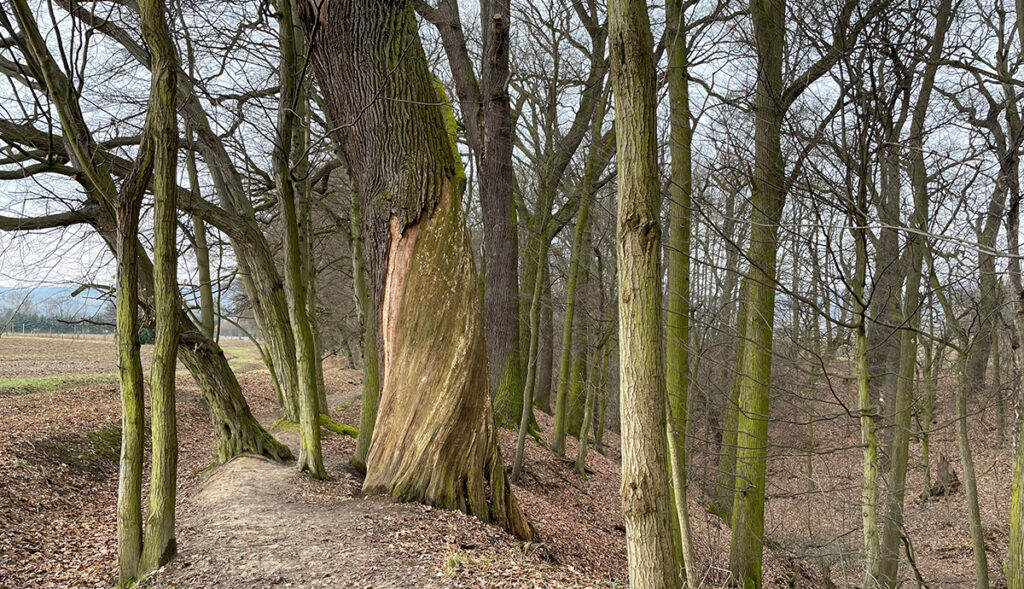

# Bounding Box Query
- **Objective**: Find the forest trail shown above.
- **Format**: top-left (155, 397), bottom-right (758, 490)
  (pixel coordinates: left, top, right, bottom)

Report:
top-left (143, 387), bottom-right (615, 588)
top-left (144, 389), bottom-right (443, 588)
top-left (147, 452), bottom-right (437, 587)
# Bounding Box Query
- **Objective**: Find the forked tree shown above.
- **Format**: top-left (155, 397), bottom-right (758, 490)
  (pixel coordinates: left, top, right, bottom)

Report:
top-left (297, 0), bottom-right (530, 538)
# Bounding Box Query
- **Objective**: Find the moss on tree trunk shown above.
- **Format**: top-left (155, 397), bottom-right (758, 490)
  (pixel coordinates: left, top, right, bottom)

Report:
top-left (299, 0), bottom-right (529, 538)
top-left (608, 0), bottom-right (679, 585)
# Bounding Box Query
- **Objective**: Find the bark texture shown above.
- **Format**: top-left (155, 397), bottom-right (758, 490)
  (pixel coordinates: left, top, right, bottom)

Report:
top-left (139, 0), bottom-right (180, 570)
top-left (299, 0), bottom-right (529, 538)
top-left (607, 0), bottom-right (679, 585)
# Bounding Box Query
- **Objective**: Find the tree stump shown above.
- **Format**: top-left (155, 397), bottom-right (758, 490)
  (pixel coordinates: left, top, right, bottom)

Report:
top-left (928, 454), bottom-right (961, 498)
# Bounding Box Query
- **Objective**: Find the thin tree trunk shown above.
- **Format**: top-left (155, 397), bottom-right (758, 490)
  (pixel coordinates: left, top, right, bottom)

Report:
top-left (185, 122), bottom-right (215, 340)
top-left (851, 162), bottom-right (880, 586)
top-left (114, 152), bottom-right (145, 588)
top-left (350, 187), bottom-right (380, 473)
top-left (512, 234), bottom-right (550, 483)
top-left (575, 252), bottom-right (606, 478)
top-left (714, 278), bottom-right (748, 520)
top-left (728, 1), bottom-right (785, 585)
top-left (277, 0), bottom-right (324, 479)
top-left (876, 2), bottom-right (951, 584)
top-left (930, 269), bottom-right (990, 589)
top-left (535, 260), bottom-right (554, 414)
top-left (608, 0), bottom-right (679, 584)
top-left (553, 190), bottom-right (592, 456)
top-left (139, 0), bottom-right (179, 570)
top-left (665, 0), bottom-right (697, 582)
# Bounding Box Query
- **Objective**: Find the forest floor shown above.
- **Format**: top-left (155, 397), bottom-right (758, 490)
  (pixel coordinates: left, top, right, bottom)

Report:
top-left (0, 334), bottom-right (1012, 587)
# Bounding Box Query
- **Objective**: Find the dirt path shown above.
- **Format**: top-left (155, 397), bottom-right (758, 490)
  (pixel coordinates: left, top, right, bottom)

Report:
top-left (146, 453), bottom-right (439, 588)
top-left (145, 388), bottom-right (609, 588)
top-left (145, 389), bottom-right (443, 588)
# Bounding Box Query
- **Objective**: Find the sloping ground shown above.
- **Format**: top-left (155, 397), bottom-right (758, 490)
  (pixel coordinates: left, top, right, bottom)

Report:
top-left (145, 384), bottom-right (612, 588)
top-left (1, 335), bottom-right (1008, 588)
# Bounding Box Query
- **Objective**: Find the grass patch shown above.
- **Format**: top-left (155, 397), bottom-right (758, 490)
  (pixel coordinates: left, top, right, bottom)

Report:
top-left (29, 420), bottom-right (137, 478)
top-left (442, 552), bottom-right (467, 577)
top-left (219, 342), bottom-right (265, 374)
top-left (0, 373), bottom-right (117, 395)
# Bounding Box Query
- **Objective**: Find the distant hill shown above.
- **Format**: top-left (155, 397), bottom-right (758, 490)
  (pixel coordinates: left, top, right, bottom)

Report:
top-left (0, 285), bottom-right (110, 317)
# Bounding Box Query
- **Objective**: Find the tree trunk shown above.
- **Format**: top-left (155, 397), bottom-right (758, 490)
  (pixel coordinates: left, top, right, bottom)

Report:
top-left (930, 269), bottom-right (990, 588)
top-left (299, 0), bottom-right (529, 538)
top-left (535, 260), bottom-right (554, 414)
top-left (350, 187), bottom-right (380, 473)
top-left (185, 123), bottom-right (215, 340)
top-left (276, 0), bottom-right (324, 479)
top-left (728, 0), bottom-right (785, 585)
top-left (665, 0), bottom-right (697, 583)
top-left (608, 0), bottom-right (679, 585)
top-left (954, 355), bottom-right (990, 588)
top-left (876, 2), bottom-right (951, 584)
top-left (5, 0), bottom-right (289, 469)
top-left (714, 278), bottom-right (748, 520)
top-left (114, 152), bottom-right (145, 589)
top-left (512, 233), bottom-right (550, 483)
top-left (851, 161), bottom-right (880, 586)
top-left (479, 0), bottom-right (524, 432)
top-left (553, 193), bottom-right (592, 456)
top-left (139, 0), bottom-right (179, 570)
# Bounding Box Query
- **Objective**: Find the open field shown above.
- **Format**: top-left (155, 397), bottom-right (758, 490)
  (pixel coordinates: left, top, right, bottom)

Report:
top-left (0, 335), bottom-right (264, 394)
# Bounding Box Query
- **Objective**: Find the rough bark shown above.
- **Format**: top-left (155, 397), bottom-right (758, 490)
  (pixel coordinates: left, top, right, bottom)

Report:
top-left (350, 187), bottom-right (380, 473)
top-left (114, 151), bottom-right (146, 588)
top-left (139, 0), bottom-right (180, 570)
top-left (607, 0), bottom-right (679, 585)
top-left (299, 0), bottom-right (529, 538)
top-left (276, 0), bottom-right (324, 479)
top-left (728, 0), bottom-right (785, 585)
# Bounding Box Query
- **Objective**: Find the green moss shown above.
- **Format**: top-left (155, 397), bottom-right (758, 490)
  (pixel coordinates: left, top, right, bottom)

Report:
top-left (0, 373), bottom-right (118, 394)
top-left (319, 414), bottom-right (357, 437)
top-left (272, 415), bottom-right (357, 438)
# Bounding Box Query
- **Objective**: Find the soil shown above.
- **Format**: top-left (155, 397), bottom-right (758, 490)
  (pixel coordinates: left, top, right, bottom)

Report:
top-left (0, 334), bottom-right (1017, 588)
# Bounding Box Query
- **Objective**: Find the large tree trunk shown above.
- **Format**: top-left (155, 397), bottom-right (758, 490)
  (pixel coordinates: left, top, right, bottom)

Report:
top-left (607, 0), bottom-right (679, 585)
top-left (299, 0), bottom-right (529, 538)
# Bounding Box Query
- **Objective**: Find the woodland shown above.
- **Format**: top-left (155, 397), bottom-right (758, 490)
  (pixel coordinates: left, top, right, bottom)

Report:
top-left (1, 0), bottom-right (1024, 588)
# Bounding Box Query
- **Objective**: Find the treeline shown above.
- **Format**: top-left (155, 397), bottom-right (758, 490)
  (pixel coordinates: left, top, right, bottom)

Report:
top-left (0, 310), bottom-right (111, 335)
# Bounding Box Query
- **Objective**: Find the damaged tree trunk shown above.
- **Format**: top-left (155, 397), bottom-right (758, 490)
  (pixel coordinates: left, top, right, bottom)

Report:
top-left (299, 0), bottom-right (529, 539)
